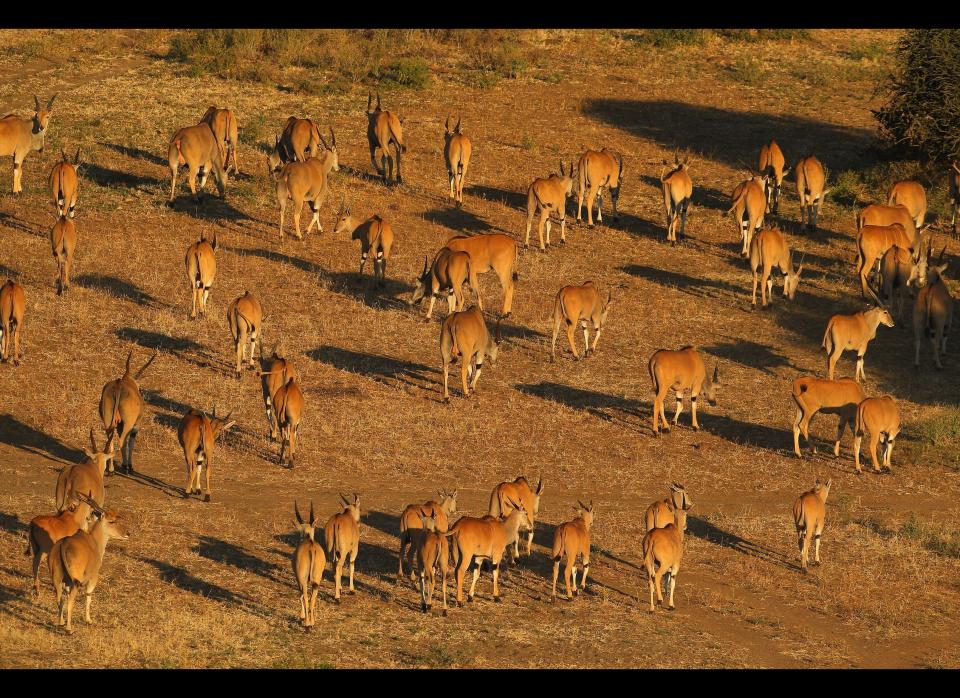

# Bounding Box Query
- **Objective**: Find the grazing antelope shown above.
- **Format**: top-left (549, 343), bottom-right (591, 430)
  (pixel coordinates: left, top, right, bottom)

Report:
top-left (648, 347), bottom-right (720, 435)
top-left (48, 494), bottom-right (128, 634)
top-left (257, 342), bottom-right (297, 441)
top-left (793, 478), bottom-right (830, 571)
top-left (795, 156), bottom-right (829, 231)
top-left (488, 475), bottom-right (543, 560)
top-left (728, 175), bottom-right (766, 257)
top-left (275, 129), bottom-right (339, 240)
top-left (0, 94), bottom-right (56, 194)
top-left (415, 512), bottom-right (451, 614)
top-left (410, 249), bottom-right (478, 320)
top-left (26, 496), bottom-right (92, 598)
top-left (50, 216), bottom-right (76, 295)
top-left (525, 161), bottom-right (575, 251)
top-left (167, 121), bottom-right (226, 203)
top-left (0, 279), bottom-right (26, 365)
top-left (54, 429), bottom-right (112, 513)
top-left (99, 351), bottom-right (156, 474)
top-left (660, 155), bottom-right (692, 244)
top-left (398, 489), bottom-right (458, 581)
top-left (913, 247), bottom-right (953, 370)
top-left (854, 396), bottom-right (901, 474)
top-left (445, 233), bottom-right (519, 317)
top-left (440, 306), bottom-right (501, 401)
top-left (324, 493), bottom-right (361, 602)
top-left (184, 231), bottom-right (217, 319)
top-left (292, 501), bottom-right (325, 628)
top-left (200, 106), bottom-right (240, 175)
top-left (273, 377), bottom-right (304, 468)
top-left (550, 281), bottom-right (612, 361)
top-left (445, 499), bottom-right (531, 605)
top-left (272, 117), bottom-right (324, 170)
top-left (227, 291), bottom-right (263, 379)
top-left (644, 483), bottom-right (692, 532)
top-left (748, 227), bottom-right (804, 308)
top-left (366, 93), bottom-right (406, 184)
top-left (577, 148), bottom-right (623, 228)
top-left (758, 140), bottom-right (786, 215)
top-left (857, 203), bottom-right (917, 243)
top-left (444, 116), bottom-right (471, 206)
top-left (950, 161), bottom-right (960, 238)
top-left (856, 222), bottom-right (923, 298)
top-left (821, 298), bottom-right (894, 381)
top-left (886, 180), bottom-right (926, 230)
top-left (792, 376), bottom-right (866, 458)
top-left (879, 244), bottom-right (926, 320)
top-left (178, 408), bottom-right (236, 502)
top-left (49, 147), bottom-right (80, 219)
top-left (331, 203), bottom-right (395, 287)
top-left (641, 506), bottom-right (687, 612)
top-left (551, 500), bottom-right (594, 601)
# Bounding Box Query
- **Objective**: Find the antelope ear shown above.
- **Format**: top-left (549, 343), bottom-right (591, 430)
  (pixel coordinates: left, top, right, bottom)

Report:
top-left (47, 94), bottom-right (57, 110)
top-left (34, 95), bottom-right (41, 111)
top-left (713, 363), bottom-right (720, 383)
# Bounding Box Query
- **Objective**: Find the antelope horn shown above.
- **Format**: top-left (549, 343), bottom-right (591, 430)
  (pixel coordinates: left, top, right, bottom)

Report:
top-left (495, 316), bottom-right (503, 344)
top-left (445, 115), bottom-right (450, 133)
top-left (329, 126), bottom-right (336, 147)
top-left (34, 95), bottom-right (40, 111)
top-left (74, 146), bottom-right (81, 165)
top-left (577, 499), bottom-right (588, 511)
top-left (89, 428), bottom-right (98, 453)
top-left (294, 500), bottom-right (304, 524)
top-left (455, 115), bottom-right (461, 133)
top-left (376, 92), bottom-right (381, 109)
top-left (310, 500), bottom-right (315, 525)
top-left (712, 363), bottom-right (719, 383)
top-left (318, 130), bottom-right (329, 151)
top-left (339, 492), bottom-right (351, 507)
top-left (939, 246), bottom-right (947, 263)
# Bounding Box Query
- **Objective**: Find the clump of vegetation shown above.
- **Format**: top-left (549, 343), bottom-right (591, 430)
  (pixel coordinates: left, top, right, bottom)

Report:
top-left (899, 513), bottom-right (960, 559)
top-left (726, 56), bottom-right (765, 86)
top-left (715, 29), bottom-right (812, 43)
top-left (901, 407), bottom-right (960, 472)
top-left (378, 57), bottom-right (431, 89)
top-left (626, 30), bottom-right (707, 49)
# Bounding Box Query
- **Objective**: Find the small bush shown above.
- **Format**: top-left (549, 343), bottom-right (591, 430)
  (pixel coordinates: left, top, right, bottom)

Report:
top-left (726, 57), bottom-right (765, 86)
top-left (379, 57), bottom-right (431, 89)
top-left (715, 29), bottom-right (811, 43)
top-left (844, 40), bottom-right (887, 62)
top-left (627, 30), bottom-right (707, 49)
top-left (521, 134), bottom-right (534, 151)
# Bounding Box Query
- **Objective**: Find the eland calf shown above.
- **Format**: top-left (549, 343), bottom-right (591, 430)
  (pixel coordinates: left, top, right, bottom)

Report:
top-left (793, 478), bottom-right (830, 571)
top-left (257, 343), bottom-right (298, 441)
top-left (273, 377), bottom-right (305, 468)
top-left (0, 95), bottom-right (56, 194)
top-left (550, 281), bottom-right (612, 361)
top-left (415, 512), bottom-right (451, 614)
top-left (275, 130), bottom-right (339, 240)
top-left (649, 347), bottom-right (720, 434)
top-left (551, 500), bottom-right (594, 601)
top-left (577, 148), bottom-right (623, 227)
top-left (178, 408), bottom-right (236, 502)
top-left (526, 161), bottom-right (575, 251)
top-left (440, 306), bottom-right (500, 401)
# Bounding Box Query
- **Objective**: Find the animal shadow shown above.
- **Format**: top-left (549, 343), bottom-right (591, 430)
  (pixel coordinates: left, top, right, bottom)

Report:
top-left (74, 274), bottom-right (165, 308)
top-left (514, 382), bottom-right (645, 430)
top-left (307, 345), bottom-right (437, 393)
top-left (687, 515), bottom-right (799, 571)
top-left (0, 414), bottom-right (85, 464)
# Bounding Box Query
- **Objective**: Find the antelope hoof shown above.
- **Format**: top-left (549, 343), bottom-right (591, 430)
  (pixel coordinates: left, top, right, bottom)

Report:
top-left (494, 595), bottom-right (502, 603)
top-left (203, 494), bottom-right (211, 503)
top-left (335, 597), bottom-right (341, 605)
top-left (666, 604), bottom-right (676, 611)
top-left (692, 425), bottom-right (700, 432)
top-left (442, 609), bottom-right (448, 617)
top-left (467, 595), bottom-right (474, 604)
top-left (802, 566), bottom-right (809, 574)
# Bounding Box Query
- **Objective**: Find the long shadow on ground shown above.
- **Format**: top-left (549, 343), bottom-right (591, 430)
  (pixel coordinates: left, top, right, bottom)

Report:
top-left (74, 274), bottom-right (165, 308)
top-left (307, 345), bottom-right (437, 392)
top-left (687, 514), bottom-right (800, 572)
top-left (0, 414), bottom-right (85, 464)
top-left (514, 382), bottom-right (645, 432)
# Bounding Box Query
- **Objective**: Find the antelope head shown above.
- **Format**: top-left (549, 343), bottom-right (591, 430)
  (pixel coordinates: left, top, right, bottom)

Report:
top-left (784, 252), bottom-right (805, 300)
top-left (409, 254), bottom-right (431, 306)
top-left (705, 363), bottom-right (720, 406)
top-left (294, 500), bottom-right (317, 540)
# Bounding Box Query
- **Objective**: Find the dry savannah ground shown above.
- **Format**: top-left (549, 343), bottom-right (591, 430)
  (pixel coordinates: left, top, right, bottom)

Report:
top-left (0, 29), bottom-right (959, 669)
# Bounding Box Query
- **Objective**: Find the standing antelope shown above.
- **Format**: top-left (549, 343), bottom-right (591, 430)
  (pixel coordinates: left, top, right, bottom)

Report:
top-left (913, 247), bottom-right (953, 370)
top-left (50, 216), bottom-right (76, 295)
top-left (525, 161), bottom-right (575, 251)
top-left (54, 429), bottom-right (112, 513)
top-left (273, 377), bottom-right (304, 468)
top-left (758, 140), bottom-right (786, 214)
top-left (443, 116), bottom-right (471, 206)
top-left (577, 148), bottom-right (623, 228)
top-left (200, 106), bottom-right (240, 175)
top-left (167, 121), bottom-right (227, 203)
top-left (99, 351), bottom-right (156, 474)
top-left (275, 129), bottom-right (339, 240)
top-left (178, 408), bottom-right (236, 502)
top-left (445, 233), bottom-right (519, 317)
top-left (398, 489), bottom-right (458, 581)
top-left (0, 279), bottom-right (26, 365)
top-left (644, 484), bottom-right (692, 532)
top-left (0, 94), bottom-right (56, 194)
top-left (854, 396), bottom-right (901, 474)
top-left (227, 290), bottom-right (263, 379)
top-left (950, 162), bottom-right (960, 238)
top-left (886, 180), bottom-right (926, 230)
top-left (271, 117), bottom-right (324, 169)
top-left (551, 500), bottom-right (594, 601)
top-left (332, 203), bottom-right (396, 288)
top-left (641, 506), bottom-right (687, 612)
top-left (48, 494), bottom-right (128, 634)
top-left (748, 228), bottom-right (804, 308)
top-left (366, 93), bottom-right (406, 184)
top-left (728, 175), bottom-right (766, 257)
top-left (184, 231), bottom-right (217, 319)
top-left (409, 249), bottom-right (479, 320)
top-left (880, 244), bottom-right (927, 320)
top-left (550, 281), bottom-right (612, 361)
top-left (50, 147), bottom-right (80, 219)
top-left (488, 475), bottom-right (543, 560)
top-left (292, 501), bottom-right (325, 628)
top-left (661, 155), bottom-right (692, 244)
top-left (791, 376), bottom-right (866, 458)
top-left (795, 156), bottom-right (829, 231)
top-left (856, 222), bottom-right (923, 298)
top-left (857, 203), bottom-right (917, 242)
top-left (822, 299), bottom-right (894, 381)
top-left (793, 478), bottom-right (830, 572)
top-left (26, 495), bottom-right (92, 598)
top-left (648, 347), bottom-right (720, 435)
top-left (257, 342), bottom-right (297, 441)
top-left (440, 306), bottom-right (501, 401)
top-left (324, 493), bottom-right (361, 602)
top-left (415, 512), bottom-right (451, 614)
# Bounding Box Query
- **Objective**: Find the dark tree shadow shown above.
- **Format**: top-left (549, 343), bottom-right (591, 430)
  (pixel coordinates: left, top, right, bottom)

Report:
top-left (0, 511), bottom-right (27, 535)
top-left (364, 510), bottom-right (401, 539)
top-left (221, 245), bottom-right (323, 275)
top-left (702, 414), bottom-right (792, 453)
top-left (102, 142), bottom-right (168, 167)
top-left (422, 207), bottom-right (494, 234)
top-left (0, 414), bottom-right (84, 464)
top-left (116, 467), bottom-right (183, 499)
top-left (138, 556), bottom-right (268, 613)
top-left (323, 271), bottom-right (414, 310)
top-left (194, 536), bottom-right (285, 584)
top-left (466, 184), bottom-right (526, 211)
top-left (702, 338), bottom-right (802, 376)
top-left (81, 163), bottom-right (159, 192)
top-left (74, 274), bottom-right (164, 308)
top-left (687, 515), bottom-right (800, 571)
top-left (0, 210), bottom-right (44, 239)
top-left (307, 345), bottom-right (437, 392)
top-left (620, 264), bottom-right (744, 300)
top-left (514, 382), bottom-right (645, 431)
top-left (115, 327), bottom-right (231, 376)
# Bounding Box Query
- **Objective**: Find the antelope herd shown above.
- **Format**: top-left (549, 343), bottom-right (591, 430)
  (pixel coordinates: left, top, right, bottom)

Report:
top-left (4, 80), bottom-right (957, 639)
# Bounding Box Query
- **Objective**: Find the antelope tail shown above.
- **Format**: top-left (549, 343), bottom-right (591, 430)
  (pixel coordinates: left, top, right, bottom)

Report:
top-left (821, 321), bottom-right (833, 353)
top-left (551, 527), bottom-right (566, 561)
top-left (175, 139), bottom-right (185, 167)
top-left (388, 120), bottom-right (406, 153)
top-left (727, 187), bottom-right (747, 215)
top-left (488, 488), bottom-right (502, 518)
top-left (194, 250), bottom-right (203, 288)
top-left (25, 527), bottom-right (35, 556)
top-left (648, 357), bottom-right (660, 396)
top-left (642, 533), bottom-right (655, 574)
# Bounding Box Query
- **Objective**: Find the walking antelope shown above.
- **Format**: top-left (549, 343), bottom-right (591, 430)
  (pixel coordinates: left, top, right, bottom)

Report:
top-left (857, 203), bottom-right (917, 241)
top-left (641, 505), bottom-right (687, 612)
top-left (366, 93), bottom-right (406, 184)
top-left (99, 351), bottom-right (156, 474)
top-left (913, 247), bottom-right (953, 370)
top-left (644, 483), bottom-right (693, 532)
top-left (324, 493), bottom-right (361, 602)
top-left (660, 155), bottom-right (692, 244)
top-left (275, 129), bottom-right (339, 240)
top-left (758, 140), bottom-right (786, 214)
top-left (648, 347), bottom-right (720, 435)
top-left (257, 342), bottom-right (298, 441)
top-left (270, 117), bottom-right (324, 171)
top-left (488, 475), bottom-right (543, 560)
top-left (227, 291), bottom-right (263, 379)
top-left (577, 148), bottom-right (623, 228)
top-left (886, 180), bottom-right (926, 230)
top-left (445, 233), bottom-right (519, 317)
top-left (178, 408), bottom-right (236, 502)
top-left (551, 500), bottom-right (594, 601)
top-left (879, 244), bottom-right (927, 320)
top-left (54, 429), bottom-right (112, 513)
top-left (0, 279), bottom-right (26, 365)
top-left (748, 227), bottom-right (805, 308)
top-left (200, 106), bottom-right (240, 175)
top-left (167, 121), bottom-right (226, 203)
top-left (525, 161), bottom-right (575, 251)
top-left (184, 231), bottom-right (217, 319)
top-left (26, 495), bottom-right (92, 597)
top-left (50, 147), bottom-right (80, 219)
top-left (332, 203), bottom-right (396, 287)
top-left (854, 396), bottom-right (901, 474)
top-left (398, 489), bottom-right (458, 581)
top-left (50, 216), bottom-right (76, 295)
top-left (273, 377), bottom-right (304, 468)
top-left (550, 281), bottom-right (612, 361)
top-left (950, 162), bottom-right (960, 238)
top-left (440, 306), bottom-right (501, 401)
top-left (415, 512), bottom-right (451, 614)
top-left (48, 494), bottom-right (128, 634)
top-left (793, 478), bottom-right (830, 572)
top-left (292, 501), bottom-right (325, 628)
top-left (856, 222), bottom-right (924, 298)
top-left (444, 116), bottom-right (472, 206)
top-left (795, 156), bottom-right (829, 231)
top-left (821, 297), bottom-right (894, 381)
top-left (792, 376), bottom-right (866, 458)
top-left (0, 95), bottom-right (56, 194)
top-left (409, 249), bottom-right (479, 320)
top-left (728, 175), bottom-right (766, 257)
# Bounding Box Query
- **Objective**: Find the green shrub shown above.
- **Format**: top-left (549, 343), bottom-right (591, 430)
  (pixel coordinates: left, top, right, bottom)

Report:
top-left (715, 29), bottom-right (811, 43)
top-left (379, 57), bottom-right (431, 89)
top-left (627, 30), bottom-right (707, 49)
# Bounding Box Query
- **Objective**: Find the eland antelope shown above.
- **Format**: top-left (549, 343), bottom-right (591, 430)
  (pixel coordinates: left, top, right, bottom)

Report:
top-left (178, 408), bottom-right (236, 502)
top-left (167, 121), bottom-right (226, 203)
top-left (526, 161), bottom-right (575, 251)
top-left (550, 281), bottom-right (612, 361)
top-left (257, 342), bottom-right (298, 441)
top-left (758, 140), bottom-right (786, 215)
top-left (292, 501), bottom-right (325, 628)
top-left (366, 93), bottom-right (405, 184)
top-left (551, 500), bottom-right (594, 601)
top-left (49, 147), bottom-right (80, 219)
top-left (644, 484), bottom-right (693, 532)
top-left (324, 493), bottom-right (361, 602)
top-left (26, 495), bottom-right (93, 598)
top-left (440, 306), bottom-right (500, 401)
top-left (50, 216), bottom-right (76, 295)
top-left (0, 279), bottom-right (26, 365)
top-left (184, 231), bottom-right (217, 319)
top-left (227, 291), bottom-right (263, 379)
top-left (886, 180), bottom-right (926, 230)
top-left (856, 222), bottom-right (924, 298)
top-left (444, 116), bottom-right (471, 206)
top-left (398, 489), bottom-right (458, 581)
top-left (641, 505), bottom-right (687, 612)
top-left (54, 429), bottom-right (112, 513)
top-left (853, 396), bottom-right (901, 474)
top-left (332, 203), bottom-right (396, 287)
top-left (822, 298), bottom-right (894, 381)
top-left (791, 376), bottom-right (866, 458)
top-left (576, 148), bottom-right (623, 228)
top-left (795, 156), bottom-right (828, 231)
top-left (99, 351), bottom-right (156, 474)
top-left (0, 95), bottom-right (56, 194)
top-left (793, 478), bottom-right (830, 571)
top-left (912, 247), bottom-right (953, 370)
top-left (414, 512), bottom-right (451, 614)
top-left (661, 154), bottom-right (693, 244)
top-left (649, 347), bottom-right (720, 435)
top-left (409, 249), bottom-right (479, 320)
top-left (857, 203), bottom-right (917, 244)
top-left (729, 175), bottom-right (766, 256)
top-left (275, 130), bottom-right (339, 240)
top-left (200, 106), bottom-right (241, 175)
top-left (879, 244), bottom-right (927, 320)
top-left (489, 475), bottom-right (543, 560)
top-left (273, 377), bottom-right (304, 468)
top-left (445, 233), bottom-right (518, 317)
top-left (748, 227), bottom-right (804, 308)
